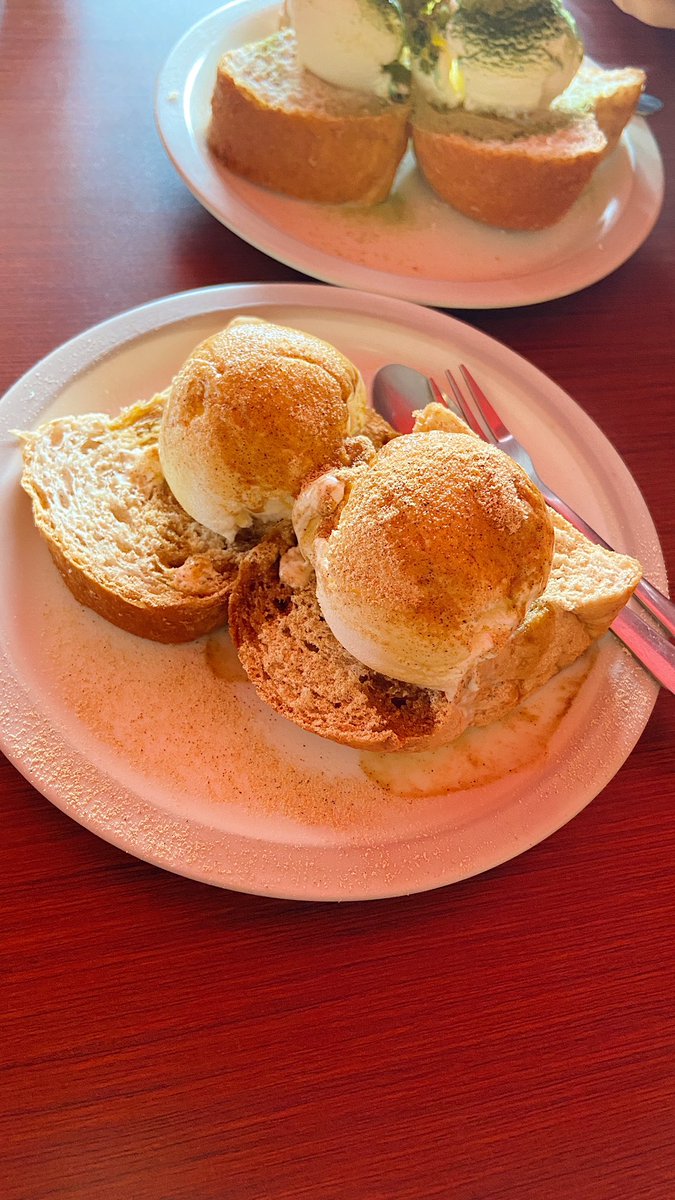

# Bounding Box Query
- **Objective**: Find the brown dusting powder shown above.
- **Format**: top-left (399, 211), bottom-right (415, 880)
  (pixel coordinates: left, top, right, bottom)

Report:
top-left (321, 433), bottom-right (554, 634)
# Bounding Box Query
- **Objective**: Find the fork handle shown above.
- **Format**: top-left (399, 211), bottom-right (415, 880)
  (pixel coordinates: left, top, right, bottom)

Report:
top-left (544, 492), bottom-right (675, 640)
top-left (610, 608), bottom-right (675, 694)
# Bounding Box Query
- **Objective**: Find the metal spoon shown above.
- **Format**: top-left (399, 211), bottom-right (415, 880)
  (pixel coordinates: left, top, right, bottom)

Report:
top-left (637, 94), bottom-right (664, 116)
top-left (370, 363), bottom-right (443, 433)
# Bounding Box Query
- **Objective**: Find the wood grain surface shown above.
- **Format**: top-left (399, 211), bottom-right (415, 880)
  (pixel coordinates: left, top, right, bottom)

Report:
top-left (1, 2), bottom-right (674, 1198)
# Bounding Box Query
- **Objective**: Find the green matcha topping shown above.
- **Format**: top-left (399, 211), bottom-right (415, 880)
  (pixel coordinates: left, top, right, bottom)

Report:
top-left (447, 2), bottom-right (581, 72)
top-left (385, 54), bottom-right (412, 101)
top-left (406, 1), bottom-right (452, 76)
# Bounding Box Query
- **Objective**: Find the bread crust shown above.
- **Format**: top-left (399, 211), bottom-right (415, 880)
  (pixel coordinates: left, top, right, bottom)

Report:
top-left (412, 109), bottom-right (606, 230)
top-left (229, 516), bottom-right (641, 752)
top-left (19, 398), bottom-right (252, 644)
top-left (38, 531), bottom-right (236, 643)
top-left (208, 29), bottom-right (410, 205)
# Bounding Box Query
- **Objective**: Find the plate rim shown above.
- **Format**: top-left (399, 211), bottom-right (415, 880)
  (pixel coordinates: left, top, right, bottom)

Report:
top-left (0, 282), bottom-right (663, 901)
top-left (154, 0), bottom-right (665, 310)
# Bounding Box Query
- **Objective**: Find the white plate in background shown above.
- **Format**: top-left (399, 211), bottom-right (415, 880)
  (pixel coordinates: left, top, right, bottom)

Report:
top-left (155, 0), bottom-right (664, 309)
top-left (0, 284), bottom-right (663, 900)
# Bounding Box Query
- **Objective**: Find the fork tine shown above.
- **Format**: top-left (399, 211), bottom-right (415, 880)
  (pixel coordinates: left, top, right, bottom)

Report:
top-left (443, 369), bottom-right (488, 441)
top-left (460, 365), bottom-right (510, 442)
top-left (428, 377), bottom-right (450, 409)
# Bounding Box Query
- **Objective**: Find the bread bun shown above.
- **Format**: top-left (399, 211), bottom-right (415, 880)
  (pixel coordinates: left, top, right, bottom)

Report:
top-left (208, 28), bottom-right (410, 205)
top-left (295, 432), bottom-right (554, 691)
top-left (412, 98), bottom-right (606, 231)
top-left (159, 317), bottom-right (367, 542)
top-left (412, 61), bottom-right (644, 230)
top-left (228, 513), bottom-right (642, 752)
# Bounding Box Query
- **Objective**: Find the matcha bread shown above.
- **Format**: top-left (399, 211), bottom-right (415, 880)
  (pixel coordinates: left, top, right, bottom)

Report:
top-left (412, 100), bottom-right (607, 231)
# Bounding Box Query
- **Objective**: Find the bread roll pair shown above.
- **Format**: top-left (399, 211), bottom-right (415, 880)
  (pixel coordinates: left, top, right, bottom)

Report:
top-left (208, 17), bottom-right (645, 229)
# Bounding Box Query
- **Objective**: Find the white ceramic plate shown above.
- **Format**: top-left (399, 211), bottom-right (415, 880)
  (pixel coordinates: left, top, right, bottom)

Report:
top-left (0, 284), bottom-right (663, 900)
top-left (155, 0), bottom-right (664, 309)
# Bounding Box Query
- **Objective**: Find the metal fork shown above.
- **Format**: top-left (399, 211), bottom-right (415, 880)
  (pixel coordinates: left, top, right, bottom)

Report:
top-left (440, 366), bottom-right (675, 694)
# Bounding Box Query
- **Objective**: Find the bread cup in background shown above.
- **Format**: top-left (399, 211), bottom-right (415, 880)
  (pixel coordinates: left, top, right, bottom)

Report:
top-left (411, 102), bottom-right (608, 232)
top-left (229, 406), bottom-right (642, 753)
top-left (408, 1), bottom-right (645, 231)
top-left (208, 1), bottom-right (412, 205)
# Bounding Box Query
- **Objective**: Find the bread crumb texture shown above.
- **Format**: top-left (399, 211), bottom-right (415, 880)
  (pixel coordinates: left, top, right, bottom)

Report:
top-left (19, 396), bottom-right (249, 642)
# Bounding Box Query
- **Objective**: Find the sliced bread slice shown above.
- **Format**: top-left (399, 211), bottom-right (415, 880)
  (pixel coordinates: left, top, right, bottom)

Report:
top-left (208, 28), bottom-right (410, 205)
top-left (553, 60), bottom-right (646, 155)
top-left (228, 515), bottom-right (641, 752)
top-left (18, 395), bottom-right (254, 643)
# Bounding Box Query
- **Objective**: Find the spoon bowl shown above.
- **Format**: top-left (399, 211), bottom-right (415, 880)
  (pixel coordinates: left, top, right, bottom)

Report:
top-left (370, 363), bottom-right (435, 433)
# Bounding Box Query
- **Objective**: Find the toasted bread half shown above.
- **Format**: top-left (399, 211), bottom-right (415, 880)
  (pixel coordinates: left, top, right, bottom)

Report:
top-left (228, 516), bottom-right (641, 753)
top-left (553, 61), bottom-right (646, 155)
top-left (208, 28), bottom-right (410, 205)
top-left (411, 60), bottom-right (644, 230)
top-left (18, 393), bottom-right (396, 644)
top-left (412, 101), bottom-right (606, 231)
top-left (18, 396), bottom-right (255, 643)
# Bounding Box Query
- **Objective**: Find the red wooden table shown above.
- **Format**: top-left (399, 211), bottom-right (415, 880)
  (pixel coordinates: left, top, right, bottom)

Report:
top-left (1, 3), bottom-right (674, 1197)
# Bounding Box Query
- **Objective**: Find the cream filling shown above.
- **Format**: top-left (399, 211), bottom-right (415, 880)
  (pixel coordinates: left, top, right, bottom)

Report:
top-left (314, 562), bottom-right (523, 697)
top-left (293, 473), bottom-right (346, 565)
top-left (287, 0), bottom-right (405, 98)
top-left (174, 483), bottom-right (294, 545)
